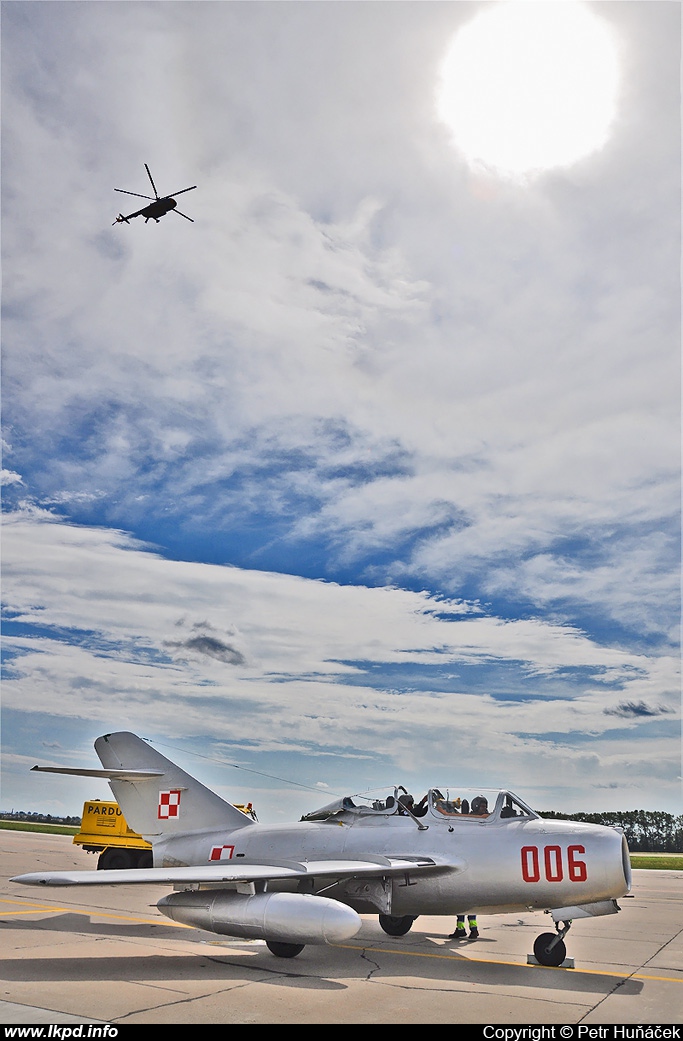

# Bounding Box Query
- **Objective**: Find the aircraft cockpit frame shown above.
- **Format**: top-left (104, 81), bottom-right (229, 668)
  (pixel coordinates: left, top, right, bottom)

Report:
top-left (428, 788), bottom-right (538, 821)
top-left (300, 787), bottom-right (539, 824)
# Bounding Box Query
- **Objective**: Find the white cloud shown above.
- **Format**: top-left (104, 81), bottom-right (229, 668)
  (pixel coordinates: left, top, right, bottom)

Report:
top-left (2, 511), bottom-right (679, 815)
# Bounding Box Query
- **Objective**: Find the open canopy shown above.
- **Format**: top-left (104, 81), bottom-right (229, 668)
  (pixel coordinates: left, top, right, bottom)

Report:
top-left (301, 787), bottom-right (539, 823)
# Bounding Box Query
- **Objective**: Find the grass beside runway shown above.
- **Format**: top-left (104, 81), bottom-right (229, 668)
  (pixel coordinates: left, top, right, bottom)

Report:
top-left (629, 853), bottom-right (683, 870)
top-left (0, 820), bottom-right (79, 835)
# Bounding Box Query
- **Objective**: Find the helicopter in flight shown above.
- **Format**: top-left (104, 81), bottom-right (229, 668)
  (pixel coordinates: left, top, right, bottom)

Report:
top-left (112, 164), bottom-right (196, 225)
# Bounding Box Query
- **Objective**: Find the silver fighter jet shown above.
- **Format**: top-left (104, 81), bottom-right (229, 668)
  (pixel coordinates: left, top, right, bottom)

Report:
top-left (13, 732), bottom-right (631, 965)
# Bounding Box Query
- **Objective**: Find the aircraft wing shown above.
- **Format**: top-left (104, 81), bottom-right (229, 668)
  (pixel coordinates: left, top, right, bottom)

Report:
top-left (13, 855), bottom-right (448, 888)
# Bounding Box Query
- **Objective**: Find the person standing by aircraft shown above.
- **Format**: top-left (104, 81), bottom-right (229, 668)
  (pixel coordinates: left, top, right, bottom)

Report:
top-left (450, 914), bottom-right (479, 940)
top-left (449, 795), bottom-right (485, 936)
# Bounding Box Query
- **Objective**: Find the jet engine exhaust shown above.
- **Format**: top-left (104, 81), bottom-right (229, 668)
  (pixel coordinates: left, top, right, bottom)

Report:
top-left (158, 889), bottom-right (362, 945)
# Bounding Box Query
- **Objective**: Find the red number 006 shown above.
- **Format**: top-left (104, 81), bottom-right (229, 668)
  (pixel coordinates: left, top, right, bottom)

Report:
top-left (521, 844), bottom-right (587, 883)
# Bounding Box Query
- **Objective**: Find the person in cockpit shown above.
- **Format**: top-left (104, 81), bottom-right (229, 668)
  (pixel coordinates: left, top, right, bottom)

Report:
top-left (413, 793), bottom-right (429, 817)
top-left (500, 795), bottom-right (517, 818)
top-left (397, 792), bottom-right (415, 815)
top-left (397, 791), bottom-right (429, 817)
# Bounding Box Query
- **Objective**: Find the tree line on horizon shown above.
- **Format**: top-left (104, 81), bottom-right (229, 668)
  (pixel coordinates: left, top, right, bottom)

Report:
top-left (1, 810), bottom-right (81, 826)
top-left (539, 809), bottom-right (683, 852)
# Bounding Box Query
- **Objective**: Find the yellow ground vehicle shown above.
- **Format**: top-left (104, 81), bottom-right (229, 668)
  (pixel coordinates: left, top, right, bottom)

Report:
top-left (73, 799), bottom-right (257, 870)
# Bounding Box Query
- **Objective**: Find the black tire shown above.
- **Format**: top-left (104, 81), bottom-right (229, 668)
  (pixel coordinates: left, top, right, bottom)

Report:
top-left (378, 914), bottom-right (415, 937)
top-left (533, 932), bottom-right (567, 967)
top-left (136, 851), bottom-right (153, 869)
top-left (97, 849), bottom-right (133, 871)
top-left (265, 940), bottom-right (305, 958)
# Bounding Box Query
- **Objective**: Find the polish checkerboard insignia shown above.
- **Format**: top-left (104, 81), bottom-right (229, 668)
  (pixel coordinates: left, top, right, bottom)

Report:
top-left (210, 845), bottom-right (235, 861)
top-left (158, 789), bottom-right (182, 819)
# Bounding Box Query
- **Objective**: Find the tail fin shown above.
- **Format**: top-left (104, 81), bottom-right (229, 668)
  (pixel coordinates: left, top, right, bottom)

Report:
top-left (95, 732), bottom-right (255, 840)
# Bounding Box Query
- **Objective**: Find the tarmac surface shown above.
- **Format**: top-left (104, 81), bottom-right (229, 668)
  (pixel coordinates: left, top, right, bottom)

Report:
top-left (1, 829), bottom-right (681, 1024)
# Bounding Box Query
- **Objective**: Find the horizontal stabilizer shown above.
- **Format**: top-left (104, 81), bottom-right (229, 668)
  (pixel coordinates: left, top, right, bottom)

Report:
top-left (32, 766), bottom-right (163, 780)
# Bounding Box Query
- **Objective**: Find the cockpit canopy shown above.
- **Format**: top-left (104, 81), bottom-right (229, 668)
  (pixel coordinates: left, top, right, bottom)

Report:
top-left (301, 787), bottom-right (538, 823)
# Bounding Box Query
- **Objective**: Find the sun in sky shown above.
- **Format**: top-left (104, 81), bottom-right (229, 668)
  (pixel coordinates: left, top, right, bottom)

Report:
top-left (437, 1), bottom-right (620, 179)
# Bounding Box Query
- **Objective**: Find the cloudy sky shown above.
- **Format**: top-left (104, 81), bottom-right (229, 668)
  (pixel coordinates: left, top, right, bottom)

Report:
top-left (2, 2), bottom-right (680, 823)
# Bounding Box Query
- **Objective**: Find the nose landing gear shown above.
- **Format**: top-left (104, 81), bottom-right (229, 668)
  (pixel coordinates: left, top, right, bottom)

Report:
top-left (533, 919), bottom-right (572, 967)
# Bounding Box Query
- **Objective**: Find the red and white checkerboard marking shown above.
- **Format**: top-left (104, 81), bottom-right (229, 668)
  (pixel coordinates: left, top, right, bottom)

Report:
top-left (158, 789), bottom-right (182, 819)
top-left (209, 845), bottom-right (235, 861)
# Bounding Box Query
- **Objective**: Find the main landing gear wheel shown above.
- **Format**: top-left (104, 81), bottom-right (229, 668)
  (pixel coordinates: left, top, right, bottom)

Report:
top-left (265, 940), bottom-right (305, 958)
top-left (379, 914), bottom-right (415, 937)
top-left (533, 932), bottom-right (567, 967)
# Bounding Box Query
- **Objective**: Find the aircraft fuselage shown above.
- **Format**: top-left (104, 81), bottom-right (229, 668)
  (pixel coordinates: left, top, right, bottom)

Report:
top-left (123, 198), bottom-right (177, 223)
top-left (153, 806), bottom-right (630, 917)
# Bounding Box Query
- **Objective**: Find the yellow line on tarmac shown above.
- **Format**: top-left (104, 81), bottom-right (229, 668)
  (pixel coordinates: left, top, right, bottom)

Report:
top-left (0, 898), bottom-right (189, 928)
top-left (0, 899), bottom-right (69, 915)
top-left (333, 943), bottom-right (683, 985)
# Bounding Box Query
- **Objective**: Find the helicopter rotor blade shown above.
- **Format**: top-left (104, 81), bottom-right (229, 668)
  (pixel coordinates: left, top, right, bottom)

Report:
top-left (172, 209), bottom-right (194, 222)
top-left (144, 164), bottom-right (159, 199)
top-left (114, 189), bottom-right (155, 200)
top-left (165, 185), bottom-right (197, 200)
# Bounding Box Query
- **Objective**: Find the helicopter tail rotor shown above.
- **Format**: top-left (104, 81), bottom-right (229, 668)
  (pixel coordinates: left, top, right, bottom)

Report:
top-left (112, 214), bottom-right (130, 226)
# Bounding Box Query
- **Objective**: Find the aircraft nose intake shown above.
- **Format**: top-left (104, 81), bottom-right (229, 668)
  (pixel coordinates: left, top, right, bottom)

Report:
top-left (620, 832), bottom-right (632, 892)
